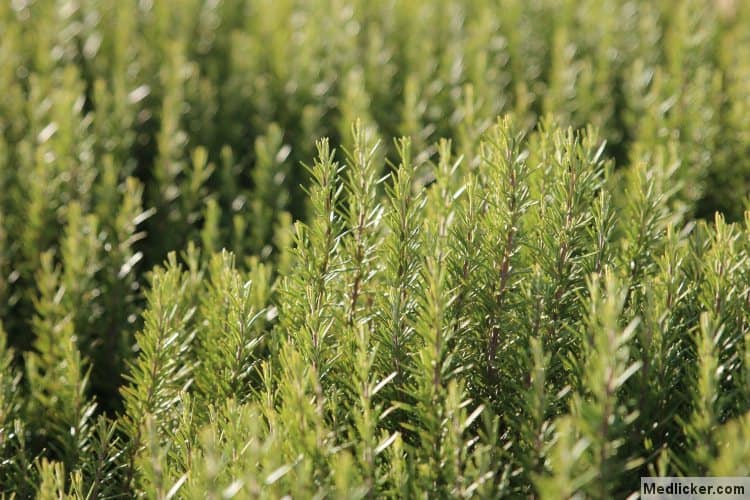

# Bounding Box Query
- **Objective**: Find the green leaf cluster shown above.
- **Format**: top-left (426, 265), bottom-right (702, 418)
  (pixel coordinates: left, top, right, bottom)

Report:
top-left (1, 0), bottom-right (749, 497)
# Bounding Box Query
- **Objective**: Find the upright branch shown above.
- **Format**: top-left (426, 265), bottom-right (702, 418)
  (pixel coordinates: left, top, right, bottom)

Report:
top-left (342, 120), bottom-right (381, 327)
top-left (376, 138), bottom-right (424, 387)
top-left (478, 117), bottom-right (531, 385)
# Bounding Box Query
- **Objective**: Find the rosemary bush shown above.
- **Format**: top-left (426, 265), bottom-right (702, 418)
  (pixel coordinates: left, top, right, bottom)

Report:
top-left (1, 0), bottom-right (749, 498)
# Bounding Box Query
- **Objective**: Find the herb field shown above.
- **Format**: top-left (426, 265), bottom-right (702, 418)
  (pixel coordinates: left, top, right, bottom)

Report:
top-left (1, 0), bottom-right (749, 498)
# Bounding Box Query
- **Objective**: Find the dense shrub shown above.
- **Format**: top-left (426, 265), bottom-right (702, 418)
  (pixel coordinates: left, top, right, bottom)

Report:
top-left (0, 0), bottom-right (749, 498)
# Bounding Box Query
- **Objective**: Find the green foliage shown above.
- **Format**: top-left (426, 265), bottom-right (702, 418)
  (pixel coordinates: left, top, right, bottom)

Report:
top-left (1, 0), bottom-right (750, 497)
